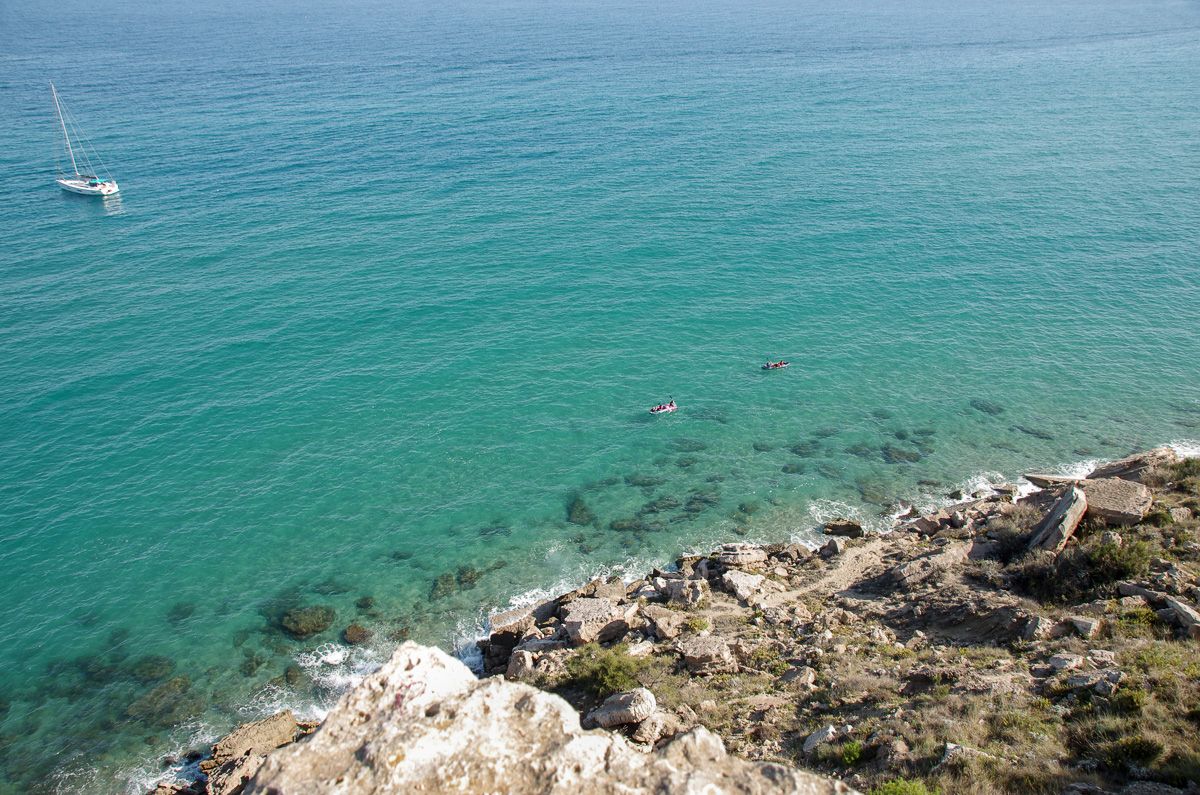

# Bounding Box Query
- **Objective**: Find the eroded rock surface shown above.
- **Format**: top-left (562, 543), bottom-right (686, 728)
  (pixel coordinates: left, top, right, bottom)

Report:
top-left (246, 643), bottom-right (855, 794)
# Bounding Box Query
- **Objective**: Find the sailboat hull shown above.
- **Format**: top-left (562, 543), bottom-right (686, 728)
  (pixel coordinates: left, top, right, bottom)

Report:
top-left (57, 177), bottom-right (119, 196)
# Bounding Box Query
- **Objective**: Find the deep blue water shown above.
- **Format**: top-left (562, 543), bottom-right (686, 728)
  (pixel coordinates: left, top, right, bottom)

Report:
top-left (1, 0), bottom-right (1198, 790)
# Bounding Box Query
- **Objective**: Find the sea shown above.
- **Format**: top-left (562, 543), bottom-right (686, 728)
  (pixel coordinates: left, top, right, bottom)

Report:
top-left (0, 0), bottom-right (1198, 790)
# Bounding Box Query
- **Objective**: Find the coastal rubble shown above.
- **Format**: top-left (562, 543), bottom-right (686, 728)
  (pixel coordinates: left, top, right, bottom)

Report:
top-left (154, 447), bottom-right (1200, 795)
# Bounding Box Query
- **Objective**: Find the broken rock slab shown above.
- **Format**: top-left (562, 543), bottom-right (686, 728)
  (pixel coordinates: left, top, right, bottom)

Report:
top-left (1087, 447), bottom-right (1179, 483)
top-left (716, 543), bottom-right (768, 567)
top-left (1163, 596), bottom-right (1200, 639)
top-left (1078, 478), bottom-right (1153, 526)
top-left (676, 635), bottom-right (738, 675)
top-left (1027, 486), bottom-right (1087, 554)
top-left (585, 688), bottom-right (657, 729)
top-left (663, 577), bottom-right (710, 608)
top-left (640, 604), bottom-right (687, 641)
top-left (560, 598), bottom-right (638, 645)
top-left (722, 569), bottom-right (767, 603)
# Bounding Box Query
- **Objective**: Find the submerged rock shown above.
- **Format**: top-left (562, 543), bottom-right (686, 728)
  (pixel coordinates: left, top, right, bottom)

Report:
top-left (673, 437), bottom-right (707, 453)
top-left (456, 565), bottom-right (482, 590)
top-left (1012, 425), bottom-right (1054, 441)
top-left (430, 573), bottom-right (458, 600)
top-left (639, 495), bottom-right (682, 514)
top-left (846, 442), bottom-right (875, 459)
top-left (970, 398), bottom-right (1005, 416)
top-left (790, 440), bottom-right (822, 457)
top-left (342, 624), bottom-right (373, 645)
top-left (752, 441), bottom-right (774, 452)
top-left (125, 675), bottom-right (196, 725)
top-left (129, 655), bottom-right (176, 684)
top-left (280, 606), bottom-right (335, 639)
top-left (567, 494), bottom-right (596, 526)
top-left (166, 603), bottom-right (196, 624)
top-left (881, 443), bottom-right (921, 464)
top-left (782, 463), bottom-right (806, 475)
top-left (626, 474), bottom-right (667, 488)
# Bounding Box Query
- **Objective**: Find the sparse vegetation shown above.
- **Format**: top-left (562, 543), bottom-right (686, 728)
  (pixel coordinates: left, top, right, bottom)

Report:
top-left (869, 779), bottom-right (939, 795)
top-left (494, 450), bottom-right (1200, 795)
top-left (562, 643), bottom-right (647, 698)
top-left (840, 739), bottom-right (863, 766)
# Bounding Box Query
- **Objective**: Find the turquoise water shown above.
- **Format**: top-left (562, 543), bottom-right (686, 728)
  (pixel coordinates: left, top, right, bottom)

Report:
top-left (1, 0), bottom-right (1199, 790)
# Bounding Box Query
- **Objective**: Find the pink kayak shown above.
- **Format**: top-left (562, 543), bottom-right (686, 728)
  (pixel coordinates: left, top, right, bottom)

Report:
top-left (650, 403), bottom-right (677, 414)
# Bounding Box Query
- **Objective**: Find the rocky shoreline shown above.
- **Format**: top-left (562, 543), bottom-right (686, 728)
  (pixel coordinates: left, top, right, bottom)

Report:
top-left (154, 446), bottom-right (1200, 795)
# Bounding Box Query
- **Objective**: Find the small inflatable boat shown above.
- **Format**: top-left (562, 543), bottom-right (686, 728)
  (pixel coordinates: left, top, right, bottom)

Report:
top-left (650, 403), bottom-right (677, 414)
top-left (762, 361), bottom-right (790, 370)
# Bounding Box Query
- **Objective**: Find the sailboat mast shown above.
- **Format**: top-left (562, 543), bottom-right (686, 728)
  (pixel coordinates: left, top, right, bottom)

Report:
top-left (51, 82), bottom-right (80, 176)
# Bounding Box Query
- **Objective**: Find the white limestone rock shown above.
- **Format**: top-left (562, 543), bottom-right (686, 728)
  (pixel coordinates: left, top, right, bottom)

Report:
top-left (246, 643), bottom-right (857, 794)
top-left (585, 688), bottom-right (657, 729)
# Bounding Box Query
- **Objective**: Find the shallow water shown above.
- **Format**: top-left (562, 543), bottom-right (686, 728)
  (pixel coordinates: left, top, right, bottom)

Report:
top-left (1, 0), bottom-right (1199, 790)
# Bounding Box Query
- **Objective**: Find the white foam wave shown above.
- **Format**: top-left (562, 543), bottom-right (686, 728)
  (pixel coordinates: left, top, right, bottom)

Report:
top-left (1168, 439), bottom-right (1200, 459)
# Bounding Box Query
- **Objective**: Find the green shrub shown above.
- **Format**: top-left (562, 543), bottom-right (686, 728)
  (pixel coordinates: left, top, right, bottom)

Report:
top-left (1110, 685), bottom-right (1149, 714)
top-left (1145, 507), bottom-right (1174, 527)
top-left (869, 778), bottom-right (939, 795)
top-left (1087, 540), bottom-right (1152, 583)
top-left (563, 643), bottom-right (646, 697)
top-left (841, 739), bottom-right (863, 766)
top-left (1171, 459), bottom-right (1200, 480)
top-left (682, 616), bottom-right (709, 634)
top-left (1102, 734), bottom-right (1163, 770)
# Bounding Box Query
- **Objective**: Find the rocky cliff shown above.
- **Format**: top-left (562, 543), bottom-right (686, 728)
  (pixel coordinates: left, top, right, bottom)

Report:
top-left (240, 643), bottom-right (854, 794)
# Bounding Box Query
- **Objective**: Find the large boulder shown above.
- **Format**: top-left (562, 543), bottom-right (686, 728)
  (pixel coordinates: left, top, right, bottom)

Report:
top-left (245, 643), bottom-right (857, 794)
top-left (721, 570), bottom-right (766, 602)
top-left (200, 710), bottom-right (302, 795)
top-left (716, 543), bottom-right (768, 567)
top-left (676, 636), bottom-right (738, 675)
top-left (585, 688), bottom-right (657, 728)
top-left (823, 519), bottom-right (864, 539)
top-left (1087, 447), bottom-right (1179, 483)
top-left (1163, 596), bottom-right (1200, 639)
top-left (1027, 486), bottom-right (1087, 554)
top-left (889, 542), bottom-right (970, 590)
top-left (663, 578), bottom-right (709, 608)
top-left (280, 606), bottom-right (335, 639)
top-left (560, 598), bottom-right (638, 645)
top-left (1078, 478), bottom-right (1153, 526)
top-left (640, 604), bottom-right (687, 641)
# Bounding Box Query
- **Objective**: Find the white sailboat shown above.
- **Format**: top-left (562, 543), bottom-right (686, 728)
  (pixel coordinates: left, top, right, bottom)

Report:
top-left (51, 82), bottom-right (119, 196)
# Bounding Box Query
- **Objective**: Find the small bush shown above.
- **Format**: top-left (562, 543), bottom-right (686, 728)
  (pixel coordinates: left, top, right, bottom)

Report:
top-left (1171, 459), bottom-right (1200, 480)
top-left (1088, 540), bottom-right (1152, 583)
top-left (1146, 507), bottom-right (1174, 527)
top-left (682, 616), bottom-right (709, 634)
top-left (841, 739), bottom-right (863, 766)
top-left (1110, 685), bottom-right (1148, 714)
top-left (870, 779), bottom-right (939, 795)
top-left (1102, 734), bottom-right (1163, 770)
top-left (563, 643), bottom-right (646, 697)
